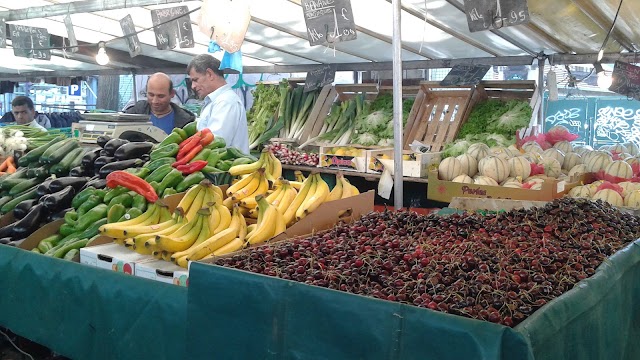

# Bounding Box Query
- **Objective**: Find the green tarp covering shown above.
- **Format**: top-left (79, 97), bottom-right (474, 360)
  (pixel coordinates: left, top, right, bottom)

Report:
top-left (186, 238), bottom-right (640, 360)
top-left (0, 246), bottom-right (187, 360)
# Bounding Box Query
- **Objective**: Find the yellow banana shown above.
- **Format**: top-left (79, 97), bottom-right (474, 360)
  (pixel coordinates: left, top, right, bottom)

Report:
top-left (350, 184), bottom-right (360, 195)
top-left (327, 173), bottom-right (344, 201)
top-left (177, 185), bottom-right (202, 212)
top-left (212, 237), bottom-right (246, 256)
top-left (227, 168), bottom-right (262, 196)
top-left (246, 224), bottom-right (257, 236)
top-left (230, 169), bottom-right (265, 201)
top-left (177, 207), bottom-right (243, 262)
top-left (152, 250), bottom-right (163, 260)
top-left (248, 207), bottom-right (259, 219)
top-left (237, 206), bottom-right (251, 217)
top-left (266, 186), bottom-right (285, 204)
top-left (213, 203), bottom-right (232, 234)
top-left (239, 196), bottom-right (260, 209)
top-left (211, 185), bottom-right (224, 202)
top-left (263, 154), bottom-right (277, 184)
top-left (157, 205), bottom-right (172, 223)
top-left (275, 182), bottom-right (297, 215)
top-left (289, 181), bottom-right (303, 190)
top-left (295, 175), bottom-right (318, 220)
top-left (208, 202), bottom-right (221, 231)
top-left (300, 174), bottom-right (330, 217)
top-left (247, 195), bottom-right (281, 245)
top-left (162, 251), bottom-right (174, 262)
top-left (149, 211), bottom-right (204, 250)
top-left (268, 151), bottom-right (282, 180)
top-left (237, 211), bottom-right (248, 241)
top-left (283, 175), bottom-right (315, 225)
top-left (175, 255), bottom-right (189, 268)
top-left (340, 175), bottom-right (353, 199)
top-left (294, 171), bottom-right (306, 183)
top-left (154, 214), bottom-right (206, 253)
top-left (123, 238), bottom-right (135, 248)
top-left (185, 186), bottom-right (213, 222)
top-left (222, 196), bottom-right (235, 210)
top-left (228, 152), bottom-right (266, 176)
top-left (99, 204), bottom-right (161, 239)
top-left (122, 217), bottom-right (177, 238)
top-left (132, 220), bottom-right (185, 252)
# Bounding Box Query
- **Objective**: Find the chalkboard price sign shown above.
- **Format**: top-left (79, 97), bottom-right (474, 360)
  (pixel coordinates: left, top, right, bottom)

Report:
top-left (304, 64), bottom-right (336, 92)
top-left (120, 14), bottom-right (142, 57)
top-left (440, 65), bottom-right (490, 86)
top-left (9, 24), bottom-right (50, 60)
top-left (609, 61), bottom-right (640, 101)
top-left (301, 0), bottom-right (357, 46)
top-left (0, 19), bottom-right (6, 48)
top-left (463, 0), bottom-right (530, 33)
top-left (150, 6), bottom-right (194, 50)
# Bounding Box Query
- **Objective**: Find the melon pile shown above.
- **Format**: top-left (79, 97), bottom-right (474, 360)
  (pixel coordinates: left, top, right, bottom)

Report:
top-left (568, 181), bottom-right (640, 208)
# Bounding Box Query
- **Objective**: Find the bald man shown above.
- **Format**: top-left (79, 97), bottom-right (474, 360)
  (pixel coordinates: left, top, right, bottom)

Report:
top-left (125, 72), bottom-right (196, 134)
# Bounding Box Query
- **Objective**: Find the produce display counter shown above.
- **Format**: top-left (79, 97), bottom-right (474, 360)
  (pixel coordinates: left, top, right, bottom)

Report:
top-left (185, 239), bottom-right (640, 360)
top-left (0, 246), bottom-right (187, 360)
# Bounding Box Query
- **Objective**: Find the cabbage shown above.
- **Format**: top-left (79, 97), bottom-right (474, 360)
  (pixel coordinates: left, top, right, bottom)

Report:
top-left (442, 140), bottom-right (472, 158)
top-left (378, 138), bottom-right (394, 147)
top-left (353, 133), bottom-right (379, 146)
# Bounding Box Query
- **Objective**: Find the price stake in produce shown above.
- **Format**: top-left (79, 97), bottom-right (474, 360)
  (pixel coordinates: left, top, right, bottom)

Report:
top-left (301, 0), bottom-right (357, 46)
top-left (304, 64), bottom-right (337, 92)
top-left (463, 0), bottom-right (530, 33)
top-left (609, 61), bottom-right (640, 101)
top-left (440, 64), bottom-right (490, 86)
top-left (120, 14), bottom-right (142, 57)
top-left (9, 24), bottom-right (51, 60)
top-left (151, 6), bottom-right (195, 50)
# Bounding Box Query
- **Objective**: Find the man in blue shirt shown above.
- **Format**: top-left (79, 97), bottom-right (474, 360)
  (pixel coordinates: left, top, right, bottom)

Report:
top-left (125, 72), bottom-right (195, 134)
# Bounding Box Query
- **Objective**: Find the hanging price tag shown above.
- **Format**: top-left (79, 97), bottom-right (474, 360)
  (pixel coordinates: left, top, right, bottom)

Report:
top-left (463, 0), bottom-right (530, 33)
top-left (301, 0), bottom-right (357, 46)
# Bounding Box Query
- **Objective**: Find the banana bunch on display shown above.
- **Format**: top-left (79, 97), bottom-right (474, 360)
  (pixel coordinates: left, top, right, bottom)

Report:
top-left (228, 149), bottom-right (282, 182)
top-left (244, 179), bottom-right (297, 219)
top-left (223, 168), bottom-right (270, 210)
top-left (327, 173), bottom-right (360, 201)
top-left (99, 202), bottom-right (173, 241)
top-left (282, 173), bottom-right (330, 225)
top-left (245, 195), bottom-right (287, 245)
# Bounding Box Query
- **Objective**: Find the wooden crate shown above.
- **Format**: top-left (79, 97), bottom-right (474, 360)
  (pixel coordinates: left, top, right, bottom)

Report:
top-left (296, 84), bottom-right (337, 145)
top-left (403, 81), bottom-right (476, 151)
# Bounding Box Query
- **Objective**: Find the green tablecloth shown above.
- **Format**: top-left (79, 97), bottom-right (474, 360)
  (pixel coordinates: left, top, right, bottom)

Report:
top-left (186, 239), bottom-right (640, 360)
top-left (0, 246), bottom-right (187, 360)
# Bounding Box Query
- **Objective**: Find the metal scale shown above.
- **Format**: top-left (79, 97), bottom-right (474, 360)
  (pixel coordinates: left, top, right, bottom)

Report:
top-left (71, 113), bottom-right (168, 144)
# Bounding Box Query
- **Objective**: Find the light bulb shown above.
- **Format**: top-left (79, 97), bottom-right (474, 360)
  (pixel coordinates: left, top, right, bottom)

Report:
top-left (597, 72), bottom-right (612, 89)
top-left (96, 43), bottom-right (110, 65)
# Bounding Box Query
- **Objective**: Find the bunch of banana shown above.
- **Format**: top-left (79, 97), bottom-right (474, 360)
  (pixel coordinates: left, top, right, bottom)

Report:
top-left (294, 171), bottom-right (306, 183)
top-left (148, 208), bottom-right (211, 260)
top-left (242, 178), bottom-right (297, 218)
top-left (327, 173), bottom-right (360, 201)
top-left (177, 180), bottom-right (224, 221)
top-left (173, 205), bottom-right (248, 267)
top-left (99, 202), bottom-right (172, 241)
top-left (223, 168), bottom-right (269, 209)
top-left (245, 195), bottom-right (286, 246)
top-left (282, 173), bottom-right (329, 225)
top-left (228, 149), bottom-right (282, 182)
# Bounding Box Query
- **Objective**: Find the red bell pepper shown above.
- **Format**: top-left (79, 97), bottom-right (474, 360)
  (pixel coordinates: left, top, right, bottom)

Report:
top-left (106, 171), bottom-right (159, 203)
top-left (178, 130), bottom-right (202, 150)
top-left (176, 160), bottom-right (208, 175)
top-left (199, 129), bottom-right (214, 147)
top-left (173, 144), bottom-right (203, 167)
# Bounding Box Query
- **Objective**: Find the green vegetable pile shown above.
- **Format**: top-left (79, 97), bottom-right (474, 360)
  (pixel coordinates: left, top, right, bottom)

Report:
top-left (247, 81), bottom-right (286, 149)
top-left (350, 94), bottom-right (414, 147)
top-left (442, 99), bottom-right (532, 158)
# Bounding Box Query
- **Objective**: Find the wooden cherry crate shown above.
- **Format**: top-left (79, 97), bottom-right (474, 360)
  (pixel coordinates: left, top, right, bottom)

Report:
top-left (403, 81), bottom-right (476, 151)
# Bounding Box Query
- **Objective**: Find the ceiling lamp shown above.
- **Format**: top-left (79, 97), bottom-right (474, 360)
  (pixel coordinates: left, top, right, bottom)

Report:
top-left (96, 42), bottom-right (110, 66)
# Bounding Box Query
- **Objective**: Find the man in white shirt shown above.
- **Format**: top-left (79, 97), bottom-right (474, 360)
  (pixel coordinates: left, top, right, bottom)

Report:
top-left (187, 54), bottom-right (249, 154)
top-left (11, 96), bottom-right (48, 131)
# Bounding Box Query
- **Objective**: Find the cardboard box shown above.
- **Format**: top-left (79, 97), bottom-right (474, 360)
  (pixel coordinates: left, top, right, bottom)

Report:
top-left (366, 148), bottom-right (441, 178)
top-left (427, 169), bottom-right (578, 203)
top-left (79, 243), bottom-right (155, 274)
top-left (318, 145), bottom-right (371, 172)
top-left (448, 197), bottom-right (549, 212)
top-left (135, 260), bottom-right (189, 286)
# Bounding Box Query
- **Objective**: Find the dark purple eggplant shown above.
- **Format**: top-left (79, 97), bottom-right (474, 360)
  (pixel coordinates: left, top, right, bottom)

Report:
top-left (93, 156), bottom-right (114, 171)
top-left (103, 138), bottom-right (129, 155)
top-left (12, 203), bottom-right (45, 239)
top-left (96, 136), bottom-right (112, 148)
top-left (81, 148), bottom-right (102, 168)
top-left (99, 149), bottom-right (110, 157)
top-left (36, 177), bottom-right (57, 197)
top-left (82, 178), bottom-right (108, 190)
top-left (69, 166), bottom-right (86, 177)
top-left (0, 222), bottom-right (15, 239)
top-left (0, 237), bottom-right (11, 245)
top-left (49, 177), bottom-right (89, 193)
top-left (98, 159), bottom-right (144, 179)
top-left (114, 142), bottom-right (154, 161)
top-left (42, 186), bottom-right (76, 212)
top-left (140, 154), bottom-right (151, 162)
top-left (13, 199), bottom-right (39, 220)
top-left (46, 207), bottom-right (73, 223)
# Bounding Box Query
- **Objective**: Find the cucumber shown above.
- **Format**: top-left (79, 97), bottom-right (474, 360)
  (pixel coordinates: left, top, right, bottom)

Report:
top-left (41, 139), bottom-right (73, 163)
top-left (45, 139), bottom-right (80, 164)
top-left (0, 186), bottom-right (39, 214)
top-left (9, 178), bottom-right (42, 196)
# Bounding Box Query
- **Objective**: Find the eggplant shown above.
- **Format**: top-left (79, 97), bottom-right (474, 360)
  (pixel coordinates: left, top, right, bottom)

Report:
top-left (46, 207), bottom-right (73, 223)
top-left (0, 221), bottom-right (15, 239)
top-left (83, 178), bottom-right (108, 190)
top-left (96, 135), bottom-right (112, 148)
top-left (98, 159), bottom-right (144, 179)
top-left (99, 149), bottom-right (110, 157)
top-left (36, 177), bottom-right (57, 197)
top-left (8, 239), bottom-right (25, 247)
top-left (93, 156), bottom-right (115, 171)
top-left (69, 166), bottom-right (86, 177)
top-left (14, 199), bottom-right (39, 220)
top-left (114, 142), bottom-right (154, 161)
top-left (49, 177), bottom-right (89, 193)
top-left (12, 203), bottom-right (45, 239)
top-left (103, 139), bottom-right (130, 156)
top-left (81, 148), bottom-right (102, 168)
top-left (140, 154), bottom-right (151, 162)
top-left (0, 238), bottom-right (11, 245)
top-left (42, 186), bottom-right (76, 212)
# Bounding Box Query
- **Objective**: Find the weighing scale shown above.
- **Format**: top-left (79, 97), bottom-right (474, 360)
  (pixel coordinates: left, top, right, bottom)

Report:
top-left (72, 113), bottom-right (168, 144)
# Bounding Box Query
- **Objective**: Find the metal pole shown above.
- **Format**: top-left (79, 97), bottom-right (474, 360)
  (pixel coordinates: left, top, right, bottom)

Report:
top-left (392, 0), bottom-right (403, 210)
top-left (132, 72), bottom-right (138, 103)
top-left (537, 56), bottom-right (545, 129)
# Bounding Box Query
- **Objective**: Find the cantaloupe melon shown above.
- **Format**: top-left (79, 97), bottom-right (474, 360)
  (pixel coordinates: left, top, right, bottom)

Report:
top-left (438, 157), bottom-right (464, 181)
top-left (604, 160), bottom-right (633, 179)
top-left (562, 152), bottom-right (582, 171)
top-left (456, 153), bottom-right (478, 177)
top-left (507, 144), bottom-right (521, 155)
top-left (624, 156), bottom-right (640, 169)
top-left (568, 164), bottom-right (587, 177)
top-left (568, 185), bottom-right (592, 199)
top-left (522, 141), bottom-right (543, 154)
top-left (490, 146), bottom-right (514, 159)
top-left (474, 175), bottom-right (499, 186)
top-left (592, 189), bottom-right (624, 207)
top-left (608, 144), bottom-right (627, 154)
top-left (587, 180), bottom-right (604, 196)
top-left (541, 158), bottom-right (562, 178)
top-left (479, 156), bottom-right (510, 183)
top-left (452, 174), bottom-right (474, 184)
top-left (502, 181), bottom-right (523, 189)
top-left (542, 148), bottom-right (565, 165)
top-left (508, 156), bottom-right (531, 179)
top-left (625, 142), bottom-right (639, 156)
top-left (618, 182), bottom-right (640, 198)
top-left (585, 151), bottom-right (612, 173)
top-left (553, 141), bottom-right (573, 154)
top-left (624, 190), bottom-right (640, 208)
top-left (573, 146), bottom-right (591, 157)
top-left (467, 143), bottom-right (490, 162)
top-left (501, 177), bottom-right (522, 185)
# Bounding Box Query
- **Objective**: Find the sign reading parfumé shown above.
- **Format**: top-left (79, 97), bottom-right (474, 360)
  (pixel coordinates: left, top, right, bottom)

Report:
top-left (304, 64), bottom-right (336, 92)
top-left (301, 0), bottom-right (357, 46)
top-left (440, 64), bottom-right (490, 86)
top-left (609, 61), bottom-right (640, 101)
top-left (463, 0), bottom-right (530, 33)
